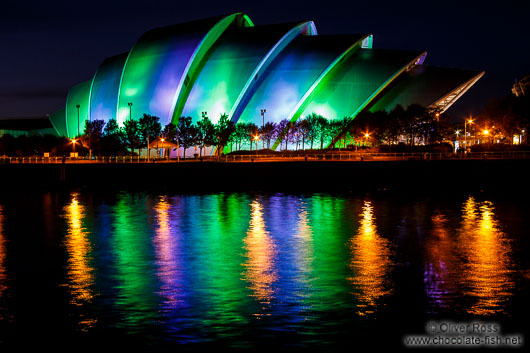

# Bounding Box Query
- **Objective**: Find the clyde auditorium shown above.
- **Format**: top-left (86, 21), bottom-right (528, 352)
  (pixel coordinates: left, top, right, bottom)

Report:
top-left (48, 12), bottom-right (484, 148)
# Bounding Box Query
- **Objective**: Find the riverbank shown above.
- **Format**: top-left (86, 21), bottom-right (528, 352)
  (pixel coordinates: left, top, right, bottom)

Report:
top-left (0, 159), bottom-right (527, 193)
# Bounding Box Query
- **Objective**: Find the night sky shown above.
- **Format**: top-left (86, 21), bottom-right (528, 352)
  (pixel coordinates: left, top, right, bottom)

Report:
top-left (2, 0), bottom-right (529, 122)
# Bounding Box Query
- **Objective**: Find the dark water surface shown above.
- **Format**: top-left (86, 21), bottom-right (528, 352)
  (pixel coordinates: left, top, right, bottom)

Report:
top-left (0, 190), bottom-right (528, 351)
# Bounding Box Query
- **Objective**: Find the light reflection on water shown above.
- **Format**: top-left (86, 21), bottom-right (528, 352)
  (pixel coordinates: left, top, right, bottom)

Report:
top-left (459, 197), bottom-right (515, 315)
top-left (424, 212), bottom-right (460, 313)
top-left (349, 201), bottom-right (393, 316)
top-left (423, 196), bottom-right (516, 316)
top-left (63, 193), bottom-right (97, 330)
top-left (243, 199), bottom-right (278, 312)
top-left (0, 191), bottom-right (526, 348)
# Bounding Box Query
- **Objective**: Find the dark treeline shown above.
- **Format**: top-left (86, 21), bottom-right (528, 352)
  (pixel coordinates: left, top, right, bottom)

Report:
top-left (2, 97), bottom-right (528, 157)
top-left (477, 92), bottom-right (530, 145)
top-left (0, 106), bottom-right (453, 157)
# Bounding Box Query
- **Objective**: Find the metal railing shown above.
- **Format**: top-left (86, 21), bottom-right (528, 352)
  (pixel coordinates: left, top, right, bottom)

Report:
top-left (1, 151), bottom-right (528, 164)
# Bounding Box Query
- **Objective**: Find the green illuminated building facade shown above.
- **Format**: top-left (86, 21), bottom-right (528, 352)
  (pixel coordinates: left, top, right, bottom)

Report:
top-left (49, 13), bottom-right (484, 150)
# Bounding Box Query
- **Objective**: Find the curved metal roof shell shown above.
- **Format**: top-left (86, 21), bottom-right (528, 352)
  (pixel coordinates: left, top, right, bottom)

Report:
top-left (116, 13), bottom-right (253, 126)
top-left (237, 34), bottom-right (368, 127)
top-left (369, 65), bottom-right (486, 113)
top-left (182, 22), bottom-right (316, 125)
top-left (55, 13), bottom-right (484, 146)
top-left (89, 53), bottom-right (128, 124)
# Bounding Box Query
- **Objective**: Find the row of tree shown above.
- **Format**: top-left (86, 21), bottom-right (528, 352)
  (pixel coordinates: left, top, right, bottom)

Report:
top-left (478, 92), bottom-right (530, 144)
top-left (79, 104), bottom-right (450, 157)
top-left (1, 103), bottom-right (492, 157)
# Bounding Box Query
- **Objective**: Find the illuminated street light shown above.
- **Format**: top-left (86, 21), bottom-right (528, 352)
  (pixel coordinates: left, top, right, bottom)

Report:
top-left (364, 132), bottom-right (370, 147)
top-left (464, 118), bottom-right (474, 150)
top-left (72, 139), bottom-right (76, 154)
top-left (261, 108), bottom-right (266, 149)
top-left (254, 135), bottom-right (259, 154)
top-left (483, 129), bottom-right (490, 144)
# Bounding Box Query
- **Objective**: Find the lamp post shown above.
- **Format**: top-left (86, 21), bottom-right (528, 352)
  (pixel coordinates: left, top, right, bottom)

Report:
top-left (464, 118), bottom-right (473, 151)
top-left (364, 132), bottom-right (370, 147)
top-left (254, 135), bottom-right (259, 155)
top-left (76, 104), bottom-right (80, 137)
top-left (128, 102), bottom-right (133, 121)
top-left (261, 109), bottom-right (266, 149)
top-left (483, 129), bottom-right (489, 144)
top-left (72, 139), bottom-right (76, 157)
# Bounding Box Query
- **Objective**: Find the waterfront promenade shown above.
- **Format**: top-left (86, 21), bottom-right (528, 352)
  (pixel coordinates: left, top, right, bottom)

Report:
top-left (1, 151), bottom-right (529, 164)
top-left (0, 153), bottom-right (527, 193)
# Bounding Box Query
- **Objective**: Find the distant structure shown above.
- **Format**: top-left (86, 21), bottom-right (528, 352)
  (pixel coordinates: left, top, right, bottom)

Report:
top-left (512, 75), bottom-right (530, 97)
top-left (0, 117), bottom-right (55, 137)
top-left (49, 13), bottom-right (484, 149)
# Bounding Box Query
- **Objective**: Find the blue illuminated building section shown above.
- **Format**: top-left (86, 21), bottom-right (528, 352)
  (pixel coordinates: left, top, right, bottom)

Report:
top-left (89, 53), bottom-right (128, 123)
top-left (182, 22), bottom-right (315, 125)
top-left (116, 13), bottom-right (253, 126)
top-left (237, 35), bottom-right (366, 127)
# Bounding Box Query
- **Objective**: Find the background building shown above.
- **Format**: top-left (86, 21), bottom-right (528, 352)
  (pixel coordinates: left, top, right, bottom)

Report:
top-left (49, 13), bottom-right (484, 150)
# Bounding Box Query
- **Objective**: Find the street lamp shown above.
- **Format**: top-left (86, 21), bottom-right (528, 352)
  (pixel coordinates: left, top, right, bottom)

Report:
top-left (128, 102), bottom-right (133, 121)
top-left (76, 104), bottom-right (80, 137)
top-left (261, 109), bottom-right (266, 149)
top-left (364, 132), bottom-right (370, 147)
top-left (483, 129), bottom-right (489, 144)
top-left (72, 139), bottom-right (76, 155)
top-left (254, 135), bottom-right (259, 155)
top-left (464, 118), bottom-right (474, 150)
top-left (161, 137), bottom-right (166, 160)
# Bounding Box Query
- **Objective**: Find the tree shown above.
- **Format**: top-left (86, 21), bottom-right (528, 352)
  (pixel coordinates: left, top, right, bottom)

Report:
top-left (215, 113), bottom-right (235, 155)
top-left (293, 119), bottom-right (309, 150)
top-left (139, 114), bottom-right (162, 153)
top-left (196, 115), bottom-right (215, 156)
top-left (304, 113), bottom-right (320, 149)
top-left (244, 122), bottom-right (259, 151)
top-left (328, 117), bottom-right (348, 148)
top-left (316, 115), bottom-right (329, 149)
top-left (123, 119), bottom-right (141, 155)
top-left (386, 105), bottom-right (405, 145)
top-left (177, 116), bottom-right (196, 158)
top-left (400, 104), bottom-right (426, 145)
top-left (100, 118), bottom-right (126, 156)
top-left (162, 123), bottom-right (178, 142)
top-left (82, 119), bottom-right (105, 159)
top-left (233, 123), bottom-right (247, 151)
top-left (259, 121), bottom-right (276, 149)
top-left (275, 119), bottom-right (292, 151)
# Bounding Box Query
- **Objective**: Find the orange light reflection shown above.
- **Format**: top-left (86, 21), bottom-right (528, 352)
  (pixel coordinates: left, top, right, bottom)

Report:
top-left (242, 200), bottom-right (277, 315)
top-left (349, 201), bottom-right (393, 316)
top-left (459, 197), bottom-right (514, 316)
top-left (64, 193), bottom-right (96, 329)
